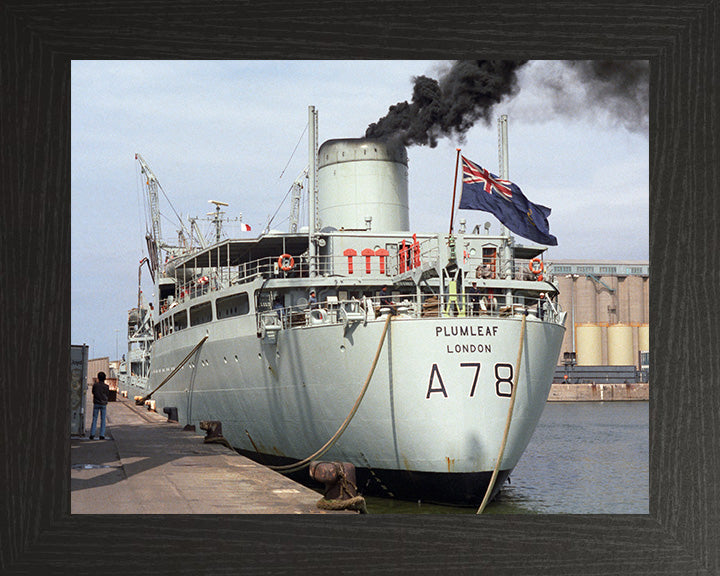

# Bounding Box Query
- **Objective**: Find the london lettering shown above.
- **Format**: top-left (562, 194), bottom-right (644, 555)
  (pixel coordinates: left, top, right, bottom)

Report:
top-left (446, 343), bottom-right (492, 354)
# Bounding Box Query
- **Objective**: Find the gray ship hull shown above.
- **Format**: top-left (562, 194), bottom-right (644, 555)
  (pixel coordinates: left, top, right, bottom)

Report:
top-left (133, 311), bottom-right (564, 505)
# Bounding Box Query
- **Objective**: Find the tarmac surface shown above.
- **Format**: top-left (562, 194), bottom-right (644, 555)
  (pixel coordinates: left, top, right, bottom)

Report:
top-left (71, 391), bottom-right (350, 514)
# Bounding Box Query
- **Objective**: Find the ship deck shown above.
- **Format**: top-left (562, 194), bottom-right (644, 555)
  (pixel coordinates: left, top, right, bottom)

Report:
top-left (71, 392), bottom-right (352, 514)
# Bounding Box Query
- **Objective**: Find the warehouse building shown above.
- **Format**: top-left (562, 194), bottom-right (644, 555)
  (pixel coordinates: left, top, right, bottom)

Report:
top-left (548, 260), bottom-right (649, 380)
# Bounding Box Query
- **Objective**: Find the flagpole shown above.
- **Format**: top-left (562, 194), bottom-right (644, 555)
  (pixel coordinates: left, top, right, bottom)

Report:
top-left (449, 148), bottom-right (461, 235)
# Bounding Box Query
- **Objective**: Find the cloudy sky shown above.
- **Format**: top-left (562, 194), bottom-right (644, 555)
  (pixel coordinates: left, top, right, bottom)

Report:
top-left (71, 60), bottom-right (648, 359)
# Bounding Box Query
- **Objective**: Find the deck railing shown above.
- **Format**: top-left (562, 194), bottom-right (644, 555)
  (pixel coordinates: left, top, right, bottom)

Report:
top-left (161, 252), bottom-right (555, 314)
top-left (257, 292), bottom-right (563, 336)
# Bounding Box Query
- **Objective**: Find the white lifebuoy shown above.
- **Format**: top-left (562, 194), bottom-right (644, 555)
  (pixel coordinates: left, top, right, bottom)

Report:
top-left (278, 254), bottom-right (295, 271)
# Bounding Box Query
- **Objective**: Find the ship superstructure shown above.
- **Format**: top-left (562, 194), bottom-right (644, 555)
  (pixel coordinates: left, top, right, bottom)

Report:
top-left (123, 107), bottom-right (566, 505)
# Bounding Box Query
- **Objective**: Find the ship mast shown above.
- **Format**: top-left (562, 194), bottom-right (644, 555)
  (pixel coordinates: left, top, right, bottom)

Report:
top-left (498, 115), bottom-right (513, 306)
top-left (208, 200), bottom-right (229, 244)
top-left (308, 105), bottom-right (319, 278)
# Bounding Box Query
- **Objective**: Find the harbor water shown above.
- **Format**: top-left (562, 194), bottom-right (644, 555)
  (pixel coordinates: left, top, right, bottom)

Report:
top-left (363, 401), bottom-right (649, 514)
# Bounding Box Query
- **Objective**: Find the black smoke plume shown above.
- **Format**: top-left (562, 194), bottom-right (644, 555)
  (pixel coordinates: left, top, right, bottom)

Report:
top-left (365, 60), bottom-right (649, 147)
top-left (562, 61), bottom-right (649, 133)
top-left (365, 60), bottom-right (527, 148)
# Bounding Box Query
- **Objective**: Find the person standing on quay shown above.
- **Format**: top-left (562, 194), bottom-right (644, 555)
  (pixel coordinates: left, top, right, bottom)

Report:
top-left (89, 371), bottom-right (109, 440)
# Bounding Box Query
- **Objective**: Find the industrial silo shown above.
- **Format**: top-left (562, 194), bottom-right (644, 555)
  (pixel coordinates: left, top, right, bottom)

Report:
top-left (576, 323), bottom-right (602, 365)
top-left (574, 277), bottom-right (598, 323)
top-left (625, 275), bottom-right (647, 323)
top-left (608, 323), bottom-right (634, 366)
top-left (317, 138), bottom-right (409, 232)
top-left (638, 324), bottom-right (649, 351)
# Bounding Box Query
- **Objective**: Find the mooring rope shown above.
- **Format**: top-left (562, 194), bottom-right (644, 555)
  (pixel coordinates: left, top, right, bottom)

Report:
top-left (476, 313), bottom-right (527, 514)
top-left (139, 335), bottom-right (208, 403)
top-left (269, 313), bottom-right (393, 474)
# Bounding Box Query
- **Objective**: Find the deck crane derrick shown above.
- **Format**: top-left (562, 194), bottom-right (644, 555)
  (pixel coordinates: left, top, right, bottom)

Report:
top-left (289, 167), bottom-right (308, 233)
top-left (135, 153), bottom-right (164, 274)
top-left (135, 153), bottom-right (193, 274)
top-left (188, 217), bottom-right (209, 250)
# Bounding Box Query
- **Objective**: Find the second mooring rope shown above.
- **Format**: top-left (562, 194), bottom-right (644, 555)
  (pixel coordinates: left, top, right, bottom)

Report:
top-left (476, 313), bottom-right (527, 514)
top-left (139, 335), bottom-right (208, 403)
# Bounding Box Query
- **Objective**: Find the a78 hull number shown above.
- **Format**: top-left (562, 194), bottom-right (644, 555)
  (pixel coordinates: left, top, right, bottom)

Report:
top-left (426, 362), bottom-right (515, 399)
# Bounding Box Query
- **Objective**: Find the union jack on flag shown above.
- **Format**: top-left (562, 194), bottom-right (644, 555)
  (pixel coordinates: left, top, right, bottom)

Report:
top-left (461, 157), bottom-right (514, 202)
top-left (458, 155), bottom-right (557, 246)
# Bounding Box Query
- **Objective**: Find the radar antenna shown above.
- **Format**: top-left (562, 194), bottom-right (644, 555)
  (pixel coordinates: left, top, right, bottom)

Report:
top-left (208, 200), bottom-right (231, 244)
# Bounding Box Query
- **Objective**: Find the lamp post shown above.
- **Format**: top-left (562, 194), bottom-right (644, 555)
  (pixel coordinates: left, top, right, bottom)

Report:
top-left (566, 274), bottom-right (580, 355)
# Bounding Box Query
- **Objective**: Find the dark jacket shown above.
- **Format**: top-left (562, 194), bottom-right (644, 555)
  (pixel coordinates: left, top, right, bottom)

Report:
top-left (467, 286), bottom-right (482, 302)
top-left (92, 381), bottom-right (110, 406)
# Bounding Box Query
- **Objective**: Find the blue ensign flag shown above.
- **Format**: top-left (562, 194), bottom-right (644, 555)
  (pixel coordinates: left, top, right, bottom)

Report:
top-left (458, 156), bottom-right (558, 246)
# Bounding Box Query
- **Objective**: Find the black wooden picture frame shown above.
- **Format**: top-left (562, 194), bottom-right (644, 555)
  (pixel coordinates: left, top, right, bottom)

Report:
top-left (1, 1), bottom-right (717, 574)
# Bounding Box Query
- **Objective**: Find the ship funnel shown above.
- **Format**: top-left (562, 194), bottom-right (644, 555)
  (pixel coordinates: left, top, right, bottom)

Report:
top-left (317, 138), bottom-right (409, 232)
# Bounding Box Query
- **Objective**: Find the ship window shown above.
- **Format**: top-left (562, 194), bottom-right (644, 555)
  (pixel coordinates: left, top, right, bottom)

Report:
top-left (174, 310), bottom-right (188, 331)
top-left (599, 266), bottom-right (617, 274)
top-left (190, 301), bottom-right (213, 326)
top-left (217, 292), bottom-right (249, 319)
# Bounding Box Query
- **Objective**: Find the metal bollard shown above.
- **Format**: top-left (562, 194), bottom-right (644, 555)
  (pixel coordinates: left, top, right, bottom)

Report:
top-left (163, 406), bottom-right (178, 422)
top-left (309, 461), bottom-right (359, 500)
top-left (309, 461), bottom-right (367, 513)
top-left (199, 420), bottom-right (231, 448)
top-left (199, 420), bottom-right (223, 439)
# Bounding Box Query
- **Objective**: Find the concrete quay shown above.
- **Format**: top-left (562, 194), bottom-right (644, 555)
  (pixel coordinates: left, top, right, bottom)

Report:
top-left (71, 393), bottom-right (350, 514)
top-left (548, 382), bottom-right (649, 402)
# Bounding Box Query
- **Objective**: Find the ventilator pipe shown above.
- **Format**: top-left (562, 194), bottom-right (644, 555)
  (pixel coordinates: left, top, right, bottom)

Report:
top-left (476, 312), bottom-right (527, 514)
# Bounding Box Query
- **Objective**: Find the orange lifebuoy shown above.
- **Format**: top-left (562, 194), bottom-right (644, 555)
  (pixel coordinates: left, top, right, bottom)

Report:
top-left (278, 254), bottom-right (294, 271)
top-left (529, 258), bottom-right (544, 275)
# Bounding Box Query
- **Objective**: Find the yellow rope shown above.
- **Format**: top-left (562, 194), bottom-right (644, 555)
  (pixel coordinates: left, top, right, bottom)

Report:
top-left (476, 313), bottom-right (527, 514)
top-left (270, 313), bottom-right (393, 474)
